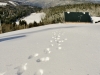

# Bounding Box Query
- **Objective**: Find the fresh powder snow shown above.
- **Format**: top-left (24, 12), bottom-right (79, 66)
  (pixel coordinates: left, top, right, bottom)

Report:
top-left (0, 23), bottom-right (100, 75)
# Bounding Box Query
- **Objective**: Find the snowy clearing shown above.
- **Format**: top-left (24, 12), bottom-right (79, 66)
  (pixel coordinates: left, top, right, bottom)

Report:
top-left (16, 12), bottom-right (46, 25)
top-left (0, 23), bottom-right (100, 75)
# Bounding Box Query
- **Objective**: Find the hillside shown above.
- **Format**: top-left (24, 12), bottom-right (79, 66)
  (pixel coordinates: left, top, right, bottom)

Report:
top-left (42, 3), bottom-right (100, 25)
top-left (1, 3), bottom-right (100, 34)
top-left (0, 5), bottom-right (41, 24)
top-left (1, 0), bottom-right (100, 8)
top-left (16, 12), bottom-right (45, 25)
top-left (12, 0), bottom-right (100, 8)
top-left (0, 23), bottom-right (100, 75)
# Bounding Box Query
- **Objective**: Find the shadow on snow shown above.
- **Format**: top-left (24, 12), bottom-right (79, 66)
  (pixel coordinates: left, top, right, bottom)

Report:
top-left (0, 35), bottom-right (26, 42)
top-left (0, 25), bottom-right (81, 42)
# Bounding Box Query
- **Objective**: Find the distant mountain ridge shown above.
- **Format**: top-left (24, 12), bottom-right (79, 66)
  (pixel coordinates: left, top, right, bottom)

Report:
top-left (0, 0), bottom-right (20, 6)
top-left (12, 0), bottom-right (100, 8)
top-left (1, 0), bottom-right (100, 8)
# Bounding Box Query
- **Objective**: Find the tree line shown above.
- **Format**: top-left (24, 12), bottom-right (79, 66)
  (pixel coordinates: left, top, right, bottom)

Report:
top-left (42, 3), bottom-right (100, 24)
top-left (0, 5), bottom-right (41, 24)
top-left (0, 20), bottom-right (44, 33)
top-left (0, 4), bottom-right (42, 33)
top-left (1, 3), bottom-right (100, 33)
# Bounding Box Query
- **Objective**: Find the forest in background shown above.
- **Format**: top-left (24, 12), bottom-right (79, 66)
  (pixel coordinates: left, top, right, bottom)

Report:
top-left (42, 3), bottom-right (100, 24)
top-left (0, 3), bottom-right (100, 33)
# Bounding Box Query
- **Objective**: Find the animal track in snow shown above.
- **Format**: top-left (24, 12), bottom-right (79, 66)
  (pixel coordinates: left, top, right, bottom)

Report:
top-left (36, 57), bottom-right (50, 62)
top-left (28, 55), bottom-right (33, 59)
top-left (15, 63), bottom-right (27, 75)
top-left (45, 57), bottom-right (50, 62)
top-left (28, 53), bottom-right (39, 59)
top-left (46, 48), bottom-right (50, 51)
top-left (34, 69), bottom-right (44, 75)
top-left (51, 44), bottom-right (54, 47)
top-left (44, 48), bottom-right (51, 54)
top-left (57, 38), bottom-right (60, 40)
top-left (36, 58), bottom-right (45, 62)
top-left (57, 41), bottom-right (62, 43)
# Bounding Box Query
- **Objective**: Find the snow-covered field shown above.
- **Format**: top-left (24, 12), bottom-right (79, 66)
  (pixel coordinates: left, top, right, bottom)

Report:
top-left (0, 23), bottom-right (100, 75)
top-left (16, 12), bottom-right (46, 25)
top-left (91, 17), bottom-right (100, 23)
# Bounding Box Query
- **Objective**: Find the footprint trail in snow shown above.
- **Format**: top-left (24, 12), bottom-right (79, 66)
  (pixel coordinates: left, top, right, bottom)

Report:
top-left (15, 63), bottom-right (27, 75)
top-left (34, 69), bottom-right (44, 75)
top-left (26, 30), bottom-right (67, 75)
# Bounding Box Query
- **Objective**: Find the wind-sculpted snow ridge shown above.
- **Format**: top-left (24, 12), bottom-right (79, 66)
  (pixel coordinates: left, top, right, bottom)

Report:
top-left (0, 23), bottom-right (100, 75)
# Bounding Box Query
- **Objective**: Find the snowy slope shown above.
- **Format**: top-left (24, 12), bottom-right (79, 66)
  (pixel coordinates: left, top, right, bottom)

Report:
top-left (0, 2), bottom-right (7, 6)
top-left (0, 23), bottom-right (100, 75)
top-left (16, 12), bottom-right (45, 25)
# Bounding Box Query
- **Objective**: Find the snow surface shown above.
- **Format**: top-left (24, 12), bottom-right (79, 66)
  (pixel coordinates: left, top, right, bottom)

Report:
top-left (0, 23), bottom-right (100, 75)
top-left (16, 12), bottom-right (46, 25)
top-left (0, 2), bottom-right (7, 6)
top-left (91, 17), bottom-right (100, 23)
